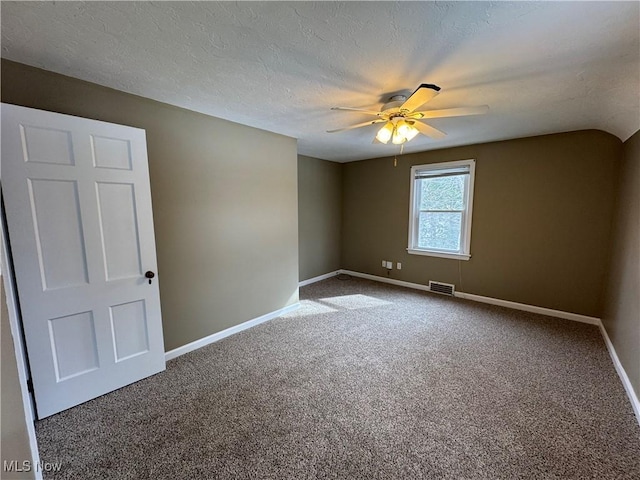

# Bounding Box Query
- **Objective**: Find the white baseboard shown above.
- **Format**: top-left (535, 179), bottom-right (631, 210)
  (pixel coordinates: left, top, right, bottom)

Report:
top-left (339, 268), bottom-right (638, 425)
top-left (339, 269), bottom-right (433, 292)
top-left (453, 291), bottom-right (601, 325)
top-left (598, 323), bottom-right (640, 424)
top-left (299, 271), bottom-right (340, 287)
top-left (340, 269), bottom-right (600, 324)
top-left (165, 303), bottom-right (300, 361)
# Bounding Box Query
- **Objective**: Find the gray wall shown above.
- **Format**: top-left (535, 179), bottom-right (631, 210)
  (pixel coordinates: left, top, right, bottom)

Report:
top-left (342, 130), bottom-right (621, 318)
top-left (1, 277), bottom-right (35, 479)
top-left (298, 155), bottom-right (342, 281)
top-left (603, 129), bottom-right (640, 397)
top-left (1, 60), bottom-right (299, 352)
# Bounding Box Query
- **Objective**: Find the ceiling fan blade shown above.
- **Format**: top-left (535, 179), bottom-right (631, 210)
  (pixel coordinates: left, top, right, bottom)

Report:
top-left (400, 84), bottom-right (441, 113)
top-left (410, 105), bottom-right (490, 119)
top-left (326, 119), bottom-right (386, 133)
top-left (331, 107), bottom-right (383, 116)
top-left (410, 120), bottom-right (447, 139)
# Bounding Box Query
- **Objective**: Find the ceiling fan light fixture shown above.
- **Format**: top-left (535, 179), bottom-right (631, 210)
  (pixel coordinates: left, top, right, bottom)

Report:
top-left (391, 127), bottom-right (406, 144)
top-left (406, 126), bottom-right (419, 141)
top-left (375, 122), bottom-right (394, 144)
top-left (330, 83), bottom-right (488, 145)
top-left (397, 120), bottom-right (419, 142)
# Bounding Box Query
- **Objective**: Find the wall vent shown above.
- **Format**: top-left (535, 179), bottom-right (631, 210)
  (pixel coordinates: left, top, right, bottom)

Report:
top-left (428, 281), bottom-right (455, 296)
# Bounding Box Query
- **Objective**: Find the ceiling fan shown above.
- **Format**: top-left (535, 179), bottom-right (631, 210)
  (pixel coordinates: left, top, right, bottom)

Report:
top-left (327, 84), bottom-right (489, 145)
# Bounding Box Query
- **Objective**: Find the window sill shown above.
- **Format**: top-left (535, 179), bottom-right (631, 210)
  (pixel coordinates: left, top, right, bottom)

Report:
top-left (407, 248), bottom-right (471, 261)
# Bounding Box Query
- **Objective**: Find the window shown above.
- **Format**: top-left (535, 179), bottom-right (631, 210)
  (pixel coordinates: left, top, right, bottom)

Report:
top-left (407, 159), bottom-right (476, 260)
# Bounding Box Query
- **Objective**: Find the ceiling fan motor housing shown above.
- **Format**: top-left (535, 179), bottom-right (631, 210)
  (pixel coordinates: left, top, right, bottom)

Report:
top-left (381, 85), bottom-right (440, 115)
top-left (381, 96), bottom-right (407, 114)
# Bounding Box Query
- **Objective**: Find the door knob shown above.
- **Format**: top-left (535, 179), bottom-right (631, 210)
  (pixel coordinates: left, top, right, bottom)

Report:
top-left (145, 271), bottom-right (155, 284)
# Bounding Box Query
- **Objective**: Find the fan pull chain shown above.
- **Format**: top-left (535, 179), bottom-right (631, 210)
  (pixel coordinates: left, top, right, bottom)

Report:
top-left (393, 144), bottom-right (405, 167)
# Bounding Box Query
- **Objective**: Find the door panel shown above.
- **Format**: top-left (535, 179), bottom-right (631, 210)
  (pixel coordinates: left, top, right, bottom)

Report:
top-left (96, 182), bottom-right (142, 280)
top-left (110, 300), bottom-right (149, 361)
top-left (22, 125), bottom-right (75, 165)
top-left (49, 311), bottom-right (99, 381)
top-left (91, 135), bottom-right (132, 170)
top-left (28, 179), bottom-right (89, 290)
top-left (2, 103), bottom-right (166, 418)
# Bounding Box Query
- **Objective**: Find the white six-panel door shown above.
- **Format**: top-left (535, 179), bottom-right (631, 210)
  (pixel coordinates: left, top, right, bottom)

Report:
top-left (1, 103), bottom-right (166, 418)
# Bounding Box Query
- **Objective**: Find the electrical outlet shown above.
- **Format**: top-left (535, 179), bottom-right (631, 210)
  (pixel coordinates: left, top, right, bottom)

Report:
top-left (385, 261), bottom-right (393, 269)
top-left (382, 260), bottom-right (387, 267)
top-left (397, 262), bottom-right (402, 270)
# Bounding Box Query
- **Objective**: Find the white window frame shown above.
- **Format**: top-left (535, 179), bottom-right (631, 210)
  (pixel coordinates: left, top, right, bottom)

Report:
top-left (407, 159), bottom-right (476, 260)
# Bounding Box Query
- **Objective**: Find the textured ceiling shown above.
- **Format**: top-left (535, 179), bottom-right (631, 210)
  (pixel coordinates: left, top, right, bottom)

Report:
top-left (2, 1), bottom-right (639, 162)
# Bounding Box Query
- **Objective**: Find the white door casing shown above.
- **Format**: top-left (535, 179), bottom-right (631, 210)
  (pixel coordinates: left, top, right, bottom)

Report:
top-left (1, 103), bottom-right (165, 418)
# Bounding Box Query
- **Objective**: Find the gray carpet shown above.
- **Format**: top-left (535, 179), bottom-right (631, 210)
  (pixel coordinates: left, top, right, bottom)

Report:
top-left (35, 276), bottom-right (640, 479)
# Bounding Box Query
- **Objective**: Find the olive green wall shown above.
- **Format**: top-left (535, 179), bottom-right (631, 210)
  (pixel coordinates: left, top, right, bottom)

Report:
top-left (342, 130), bottom-right (621, 318)
top-left (298, 155), bottom-right (342, 281)
top-left (1, 278), bottom-right (35, 480)
top-left (603, 129), bottom-right (640, 398)
top-left (1, 60), bottom-right (299, 352)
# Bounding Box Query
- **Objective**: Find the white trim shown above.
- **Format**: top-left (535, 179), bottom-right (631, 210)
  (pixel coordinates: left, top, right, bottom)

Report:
top-left (407, 248), bottom-right (471, 261)
top-left (339, 270), bottom-right (599, 325)
top-left (165, 303), bottom-right (301, 361)
top-left (1, 214), bottom-right (43, 478)
top-left (340, 269), bottom-right (433, 293)
top-left (598, 322), bottom-right (640, 424)
top-left (407, 159), bottom-right (475, 259)
top-left (453, 291), bottom-right (601, 325)
top-left (299, 271), bottom-right (339, 287)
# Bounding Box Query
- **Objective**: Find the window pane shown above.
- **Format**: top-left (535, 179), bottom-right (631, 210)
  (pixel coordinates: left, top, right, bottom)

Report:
top-left (418, 212), bottom-right (462, 251)
top-left (419, 175), bottom-right (465, 210)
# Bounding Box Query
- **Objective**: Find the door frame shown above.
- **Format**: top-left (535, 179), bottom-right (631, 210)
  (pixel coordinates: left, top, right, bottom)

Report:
top-left (1, 196), bottom-right (43, 479)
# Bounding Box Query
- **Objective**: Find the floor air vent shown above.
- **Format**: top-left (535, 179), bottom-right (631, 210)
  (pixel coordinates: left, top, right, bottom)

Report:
top-left (428, 281), bottom-right (455, 296)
